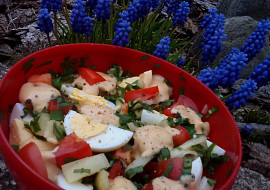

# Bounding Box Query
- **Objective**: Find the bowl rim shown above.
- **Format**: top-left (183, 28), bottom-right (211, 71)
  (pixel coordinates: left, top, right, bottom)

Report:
top-left (0, 43), bottom-right (242, 189)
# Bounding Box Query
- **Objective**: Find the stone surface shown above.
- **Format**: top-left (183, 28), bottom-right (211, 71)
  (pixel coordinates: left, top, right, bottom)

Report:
top-left (0, 43), bottom-right (13, 54)
top-left (217, 0), bottom-right (270, 21)
top-left (231, 167), bottom-right (270, 190)
top-left (193, 0), bottom-right (217, 10)
top-left (0, 14), bottom-right (8, 34)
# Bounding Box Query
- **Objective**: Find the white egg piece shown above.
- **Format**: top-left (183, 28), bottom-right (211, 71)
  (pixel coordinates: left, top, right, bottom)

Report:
top-left (206, 140), bottom-right (226, 156)
top-left (86, 125), bottom-right (133, 152)
top-left (9, 103), bottom-right (33, 126)
top-left (57, 173), bottom-right (93, 190)
top-left (191, 157), bottom-right (203, 190)
top-left (198, 176), bottom-right (214, 190)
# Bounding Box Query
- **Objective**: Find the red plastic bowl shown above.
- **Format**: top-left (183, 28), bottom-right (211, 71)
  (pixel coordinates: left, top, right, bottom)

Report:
top-left (0, 44), bottom-right (242, 190)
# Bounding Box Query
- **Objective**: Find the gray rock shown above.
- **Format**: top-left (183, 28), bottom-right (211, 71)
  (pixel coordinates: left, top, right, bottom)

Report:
top-left (9, 8), bottom-right (37, 28)
top-left (0, 44), bottom-right (13, 54)
top-left (217, 0), bottom-right (270, 21)
top-left (193, 0), bottom-right (217, 10)
top-left (0, 14), bottom-right (8, 34)
top-left (258, 85), bottom-right (270, 99)
top-left (0, 0), bottom-right (12, 7)
top-left (232, 167), bottom-right (270, 190)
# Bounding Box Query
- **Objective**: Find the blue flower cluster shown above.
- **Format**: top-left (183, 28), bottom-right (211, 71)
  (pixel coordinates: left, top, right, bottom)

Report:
top-left (225, 79), bottom-right (258, 109)
top-left (216, 48), bottom-right (248, 87)
top-left (172, 1), bottom-right (190, 26)
top-left (197, 67), bottom-right (219, 90)
top-left (250, 56), bottom-right (270, 87)
top-left (37, 9), bottom-right (53, 34)
top-left (96, 0), bottom-right (113, 23)
top-left (199, 8), bottom-right (218, 29)
top-left (113, 11), bottom-right (132, 47)
top-left (241, 125), bottom-right (255, 136)
top-left (127, 1), bottom-right (138, 23)
top-left (84, 0), bottom-right (97, 9)
top-left (152, 0), bottom-right (161, 10)
top-left (153, 36), bottom-right (170, 60)
top-left (167, 0), bottom-right (182, 15)
top-left (40, 0), bottom-right (62, 13)
top-left (240, 19), bottom-right (270, 62)
top-left (70, 0), bottom-right (94, 36)
top-left (200, 12), bottom-right (226, 65)
top-left (135, 0), bottom-right (153, 20)
top-left (176, 58), bottom-right (185, 68)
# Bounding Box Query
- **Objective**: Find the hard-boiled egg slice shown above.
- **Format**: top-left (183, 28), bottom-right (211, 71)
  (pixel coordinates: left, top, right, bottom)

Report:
top-left (141, 109), bottom-right (167, 125)
top-left (191, 157), bottom-right (203, 190)
top-left (198, 176), bottom-right (214, 190)
top-left (9, 103), bottom-right (33, 125)
top-left (57, 173), bottom-right (93, 190)
top-left (86, 125), bottom-right (133, 152)
top-left (64, 110), bottom-right (108, 139)
top-left (61, 84), bottom-right (113, 107)
top-left (206, 140), bottom-right (226, 156)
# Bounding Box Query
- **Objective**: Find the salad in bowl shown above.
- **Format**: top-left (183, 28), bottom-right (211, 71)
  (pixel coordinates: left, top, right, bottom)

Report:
top-left (0, 44), bottom-right (242, 190)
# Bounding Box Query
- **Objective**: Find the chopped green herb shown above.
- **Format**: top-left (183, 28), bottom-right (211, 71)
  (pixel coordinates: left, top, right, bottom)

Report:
top-left (107, 64), bottom-right (124, 82)
top-left (158, 148), bottom-right (171, 162)
top-left (74, 168), bottom-right (91, 174)
top-left (181, 168), bottom-right (192, 175)
top-left (34, 60), bottom-right (52, 69)
top-left (50, 110), bottom-right (64, 121)
top-left (226, 167), bottom-right (233, 176)
top-left (207, 179), bottom-right (217, 186)
top-left (22, 57), bottom-right (34, 74)
top-left (53, 122), bottom-right (66, 141)
top-left (0, 110), bottom-right (5, 122)
top-left (154, 64), bottom-right (161, 69)
top-left (56, 96), bottom-right (78, 107)
top-left (133, 182), bottom-right (144, 190)
top-left (179, 86), bottom-right (185, 95)
top-left (88, 65), bottom-right (96, 70)
top-left (180, 75), bottom-right (186, 81)
top-left (126, 166), bottom-right (144, 178)
top-left (207, 143), bottom-right (217, 158)
top-left (183, 158), bottom-right (193, 169)
top-left (191, 144), bottom-right (206, 157)
top-left (11, 145), bottom-right (19, 152)
top-left (189, 108), bottom-right (203, 118)
top-left (162, 161), bottom-right (174, 177)
top-left (205, 105), bottom-right (218, 119)
top-left (141, 55), bottom-right (149, 60)
top-left (164, 79), bottom-right (172, 87)
top-left (175, 147), bottom-right (183, 151)
top-left (64, 157), bottom-right (78, 164)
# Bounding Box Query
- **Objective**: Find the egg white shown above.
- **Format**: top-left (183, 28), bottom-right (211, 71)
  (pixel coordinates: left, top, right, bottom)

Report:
top-left (9, 103), bottom-right (33, 126)
top-left (57, 173), bottom-right (93, 190)
top-left (64, 110), bottom-right (133, 152)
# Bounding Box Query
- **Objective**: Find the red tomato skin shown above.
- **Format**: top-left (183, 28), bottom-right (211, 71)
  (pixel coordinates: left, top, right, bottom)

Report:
top-left (77, 67), bottom-right (106, 85)
top-left (47, 97), bottom-right (73, 115)
top-left (145, 158), bottom-right (184, 180)
top-left (163, 95), bottom-right (198, 117)
top-left (108, 161), bottom-right (123, 179)
top-left (143, 184), bottom-right (153, 190)
top-left (18, 142), bottom-right (48, 179)
top-left (114, 148), bottom-right (132, 165)
top-left (124, 86), bottom-right (159, 102)
top-left (28, 73), bottom-right (52, 85)
top-left (54, 133), bottom-right (92, 167)
top-left (173, 125), bottom-right (191, 146)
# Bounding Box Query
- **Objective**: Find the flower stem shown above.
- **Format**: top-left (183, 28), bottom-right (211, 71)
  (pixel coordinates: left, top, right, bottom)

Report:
top-left (53, 13), bottom-right (61, 45)
top-left (185, 51), bottom-right (200, 73)
top-left (62, 0), bottom-right (72, 31)
top-left (102, 22), bottom-right (105, 43)
top-left (220, 94), bottom-right (232, 102)
top-left (47, 33), bottom-right (52, 46)
top-left (138, 16), bottom-right (148, 50)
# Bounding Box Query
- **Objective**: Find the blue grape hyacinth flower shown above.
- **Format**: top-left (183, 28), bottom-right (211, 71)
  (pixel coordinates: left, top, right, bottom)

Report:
top-left (176, 58), bottom-right (185, 68)
top-left (113, 11), bottom-right (132, 47)
top-left (40, 0), bottom-right (62, 13)
top-left (153, 36), bottom-right (170, 60)
top-left (216, 48), bottom-right (248, 87)
top-left (250, 56), bottom-right (270, 87)
top-left (96, 0), bottom-right (113, 23)
top-left (172, 1), bottom-right (190, 26)
top-left (201, 13), bottom-right (226, 65)
top-left (70, 0), bottom-right (87, 34)
top-left (225, 79), bottom-right (258, 109)
top-left (37, 9), bottom-right (53, 34)
top-left (135, 0), bottom-right (153, 20)
top-left (197, 67), bottom-right (219, 90)
top-left (199, 8), bottom-right (218, 29)
top-left (84, 0), bottom-right (98, 9)
top-left (241, 19), bottom-right (270, 62)
top-left (127, 1), bottom-right (138, 23)
top-left (241, 125), bottom-right (255, 136)
top-left (84, 17), bottom-right (94, 37)
top-left (167, 0), bottom-right (182, 15)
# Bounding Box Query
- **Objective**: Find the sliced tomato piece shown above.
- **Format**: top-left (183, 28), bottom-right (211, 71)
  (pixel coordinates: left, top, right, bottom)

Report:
top-left (163, 95), bottom-right (198, 117)
top-left (143, 184), bottom-right (153, 190)
top-left (145, 158), bottom-right (184, 180)
top-left (28, 73), bottom-right (52, 85)
top-left (78, 67), bottom-right (106, 85)
top-left (124, 86), bottom-right (159, 102)
top-left (173, 125), bottom-right (191, 146)
top-left (54, 133), bottom-right (92, 167)
top-left (18, 142), bottom-right (48, 179)
top-left (108, 161), bottom-right (123, 179)
top-left (47, 98), bottom-right (73, 115)
top-left (114, 148), bottom-right (132, 165)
